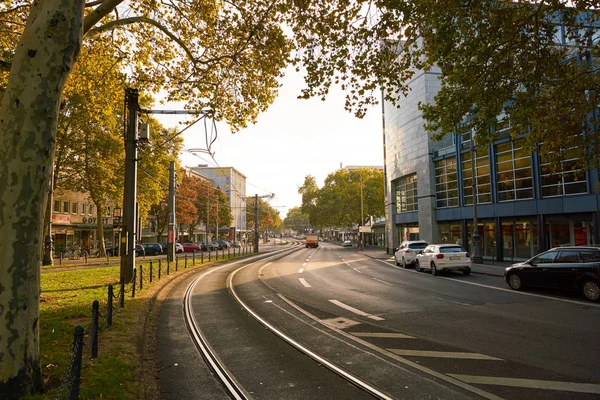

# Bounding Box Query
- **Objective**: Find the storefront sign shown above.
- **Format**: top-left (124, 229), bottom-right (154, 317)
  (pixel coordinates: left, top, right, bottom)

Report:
top-left (52, 214), bottom-right (70, 223)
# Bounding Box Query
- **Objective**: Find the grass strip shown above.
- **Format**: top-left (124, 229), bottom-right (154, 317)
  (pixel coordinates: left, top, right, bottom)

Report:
top-left (25, 249), bottom-right (251, 399)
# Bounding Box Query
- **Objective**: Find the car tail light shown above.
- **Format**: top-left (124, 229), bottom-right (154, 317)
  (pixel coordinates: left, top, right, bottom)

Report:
top-left (405, 249), bottom-right (412, 253)
top-left (466, 252), bottom-right (470, 258)
top-left (435, 254), bottom-right (444, 259)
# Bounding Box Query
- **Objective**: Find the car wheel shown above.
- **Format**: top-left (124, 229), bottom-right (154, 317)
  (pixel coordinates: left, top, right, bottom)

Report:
top-left (414, 260), bottom-right (421, 272)
top-left (507, 273), bottom-right (523, 290)
top-left (395, 256), bottom-right (400, 266)
top-left (402, 257), bottom-right (408, 269)
top-left (462, 268), bottom-right (471, 276)
top-left (582, 280), bottom-right (600, 302)
top-left (431, 262), bottom-right (438, 276)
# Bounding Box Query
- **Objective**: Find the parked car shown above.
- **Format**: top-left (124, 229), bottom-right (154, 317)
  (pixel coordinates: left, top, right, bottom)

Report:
top-left (342, 239), bottom-right (353, 247)
top-left (395, 240), bottom-right (428, 268)
top-left (504, 246), bottom-right (600, 302)
top-left (140, 243), bottom-right (162, 256)
top-left (135, 244), bottom-right (145, 256)
top-left (106, 245), bottom-right (119, 256)
top-left (207, 241), bottom-right (220, 251)
top-left (415, 244), bottom-right (471, 276)
top-left (216, 240), bottom-right (231, 249)
top-left (182, 243), bottom-right (202, 253)
top-left (196, 242), bottom-right (209, 251)
top-left (159, 242), bottom-right (184, 253)
top-left (231, 241), bottom-right (242, 248)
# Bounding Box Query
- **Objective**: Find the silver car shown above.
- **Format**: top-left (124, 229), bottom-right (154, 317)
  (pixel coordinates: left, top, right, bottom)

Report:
top-left (394, 240), bottom-right (428, 268)
top-left (415, 244), bottom-right (472, 276)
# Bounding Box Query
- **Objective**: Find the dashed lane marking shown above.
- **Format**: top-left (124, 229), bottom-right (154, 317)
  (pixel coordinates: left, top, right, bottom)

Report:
top-left (302, 262), bottom-right (307, 267)
top-left (298, 268), bottom-right (304, 274)
top-left (449, 374), bottom-right (600, 394)
top-left (299, 278), bottom-right (311, 288)
top-left (329, 299), bottom-right (385, 321)
top-left (388, 349), bottom-right (502, 361)
top-left (353, 268), bottom-right (362, 274)
top-left (372, 277), bottom-right (392, 285)
top-left (351, 332), bottom-right (414, 339)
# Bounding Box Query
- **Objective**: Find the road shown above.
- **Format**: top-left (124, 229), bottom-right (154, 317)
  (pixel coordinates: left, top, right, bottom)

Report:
top-left (157, 241), bottom-right (600, 399)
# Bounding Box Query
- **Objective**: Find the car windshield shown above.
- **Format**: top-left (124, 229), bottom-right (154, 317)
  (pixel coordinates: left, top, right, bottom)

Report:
top-left (439, 246), bottom-right (464, 253)
top-left (408, 243), bottom-right (427, 250)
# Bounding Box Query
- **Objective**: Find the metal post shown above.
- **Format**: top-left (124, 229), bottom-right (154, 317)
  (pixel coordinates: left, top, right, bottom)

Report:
top-left (43, 166), bottom-right (54, 265)
top-left (150, 261), bottom-right (153, 282)
top-left (70, 326), bottom-right (84, 400)
top-left (107, 285), bottom-right (113, 327)
top-left (167, 161), bottom-right (176, 262)
top-left (91, 300), bottom-right (99, 359)
top-left (209, 250), bottom-right (211, 261)
top-left (139, 265), bottom-right (143, 291)
top-left (471, 144), bottom-right (483, 264)
top-left (201, 251), bottom-right (204, 263)
top-left (158, 259), bottom-right (162, 279)
top-left (192, 251), bottom-right (195, 265)
top-left (120, 88), bottom-right (139, 282)
top-left (359, 173), bottom-right (364, 251)
top-left (175, 256), bottom-right (178, 271)
top-left (132, 267), bottom-right (136, 298)
top-left (254, 194), bottom-right (259, 252)
top-left (119, 277), bottom-right (125, 308)
top-left (185, 254), bottom-right (188, 268)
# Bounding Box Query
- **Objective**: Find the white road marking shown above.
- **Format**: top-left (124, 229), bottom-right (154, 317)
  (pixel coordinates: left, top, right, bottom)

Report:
top-left (299, 278), bottom-right (311, 288)
top-left (353, 268), bottom-right (362, 274)
top-left (389, 349), bottom-right (501, 360)
top-left (372, 277), bottom-right (392, 286)
top-left (305, 259), bottom-right (310, 262)
top-left (449, 374), bottom-right (600, 394)
top-left (375, 259), bottom-right (600, 308)
top-left (432, 296), bottom-right (471, 306)
top-left (302, 262), bottom-right (307, 267)
top-left (298, 268), bottom-right (304, 274)
top-left (329, 299), bottom-right (385, 321)
top-left (352, 332), bottom-right (414, 339)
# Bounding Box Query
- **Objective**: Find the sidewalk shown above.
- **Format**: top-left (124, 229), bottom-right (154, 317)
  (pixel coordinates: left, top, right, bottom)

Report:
top-left (357, 246), bottom-right (509, 277)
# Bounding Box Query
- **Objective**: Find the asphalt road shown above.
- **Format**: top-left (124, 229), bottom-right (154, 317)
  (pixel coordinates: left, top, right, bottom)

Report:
top-left (158, 242), bottom-right (600, 399)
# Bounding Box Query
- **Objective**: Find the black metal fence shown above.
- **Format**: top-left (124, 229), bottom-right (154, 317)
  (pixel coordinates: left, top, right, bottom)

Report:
top-left (53, 244), bottom-right (253, 399)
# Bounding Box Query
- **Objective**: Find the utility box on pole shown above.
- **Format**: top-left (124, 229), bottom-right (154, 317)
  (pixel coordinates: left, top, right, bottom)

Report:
top-left (167, 161), bottom-right (176, 261)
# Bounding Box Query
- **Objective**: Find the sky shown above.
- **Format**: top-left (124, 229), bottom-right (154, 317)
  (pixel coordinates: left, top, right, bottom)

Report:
top-left (154, 66), bottom-right (384, 219)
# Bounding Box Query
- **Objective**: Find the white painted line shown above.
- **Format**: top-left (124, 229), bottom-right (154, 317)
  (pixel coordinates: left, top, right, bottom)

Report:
top-left (305, 259), bottom-right (310, 262)
top-left (298, 268), bottom-right (304, 274)
top-left (299, 278), bottom-right (311, 288)
top-left (388, 349), bottom-right (502, 360)
top-left (302, 262), bottom-right (307, 267)
top-left (330, 299), bottom-right (385, 321)
top-left (353, 268), bottom-right (362, 274)
top-left (352, 332), bottom-right (414, 339)
top-left (449, 374), bottom-right (600, 394)
top-left (432, 296), bottom-right (471, 306)
top-left (322, 317), bottom-right (361, 329)
top-left (374, 259), bottom-right (600, 308)
top-left (372, 277), bottom-right (392, 286)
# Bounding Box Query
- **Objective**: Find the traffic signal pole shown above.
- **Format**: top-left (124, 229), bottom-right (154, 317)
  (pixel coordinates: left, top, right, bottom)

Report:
top-left (167, 161), bottom-right (176, 261)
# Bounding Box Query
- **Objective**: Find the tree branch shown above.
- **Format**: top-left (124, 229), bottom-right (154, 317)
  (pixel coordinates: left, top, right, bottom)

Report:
top-left (86, 16), bottom-right (197, 63)
top-left (0, 59), bottom-right (11, 72)
top-left (82, 0), bottom-right (123, 35)
top-left (85, 0), bottom-right (106, 7)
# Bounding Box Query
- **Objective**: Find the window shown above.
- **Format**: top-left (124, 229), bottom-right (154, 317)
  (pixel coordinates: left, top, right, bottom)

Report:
top-left (63, 201), bottom-right (70, 214)
top-left (435, 157), bottom-right (458, 208)
top-left (89, 205), bottom-right (94, 216)
top-left (440, 246), bottom-right (465, 253)
top-left (555, 250), bottom-right (580, 263)
top-left (81, 203), bottom-right (86, 215)
top-left (105, 206), bottom-right (111, 217)
top-left (539, 145), bottom-right (587, 197)
top-left (495, 139), bottom-right (533, 201)
top-left (531, 252), bottom-right (557, 264)
top-left (462, 147), bottom-right (491, 205)
top-left (580, 250), bottom-right (600, 263)
top-left (395, 174), bottom-right (418, 213)
top-left (53, 200), bottom-right (60, 213)
top-left (72, 202), bottom-right (78, 214)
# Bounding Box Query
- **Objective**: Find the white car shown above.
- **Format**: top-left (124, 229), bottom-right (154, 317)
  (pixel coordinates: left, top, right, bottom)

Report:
top-left (415, 244), bottom-right (472, 276)
top-left (342, 240), bottom-right (353, 247)
top-left (394, 240), bottom-right (428, 268)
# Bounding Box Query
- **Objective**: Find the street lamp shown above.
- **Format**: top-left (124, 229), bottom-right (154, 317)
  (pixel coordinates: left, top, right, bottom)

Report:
top-left (470, 137), bottom-right (483, 264)
top-left (348, 171), bottom-right (364, 251)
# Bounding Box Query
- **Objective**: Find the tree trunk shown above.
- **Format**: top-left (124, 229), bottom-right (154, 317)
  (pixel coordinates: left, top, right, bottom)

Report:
top-left (94, 200), bottom-right (106, 257)
top-left (0, 1), bottom-right (83, 398)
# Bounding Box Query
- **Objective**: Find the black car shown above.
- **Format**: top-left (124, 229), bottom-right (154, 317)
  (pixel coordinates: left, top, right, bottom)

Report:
top-left (504, 246), bottom-right (600, 302)
top-left (135, 244), bottom-right (145, 256)
top-left (141, 243), bottom-right (162, 256)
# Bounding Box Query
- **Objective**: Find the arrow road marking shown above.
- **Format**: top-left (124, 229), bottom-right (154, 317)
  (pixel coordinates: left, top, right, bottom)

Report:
top-left (299, 278), bottom-right (311, 288)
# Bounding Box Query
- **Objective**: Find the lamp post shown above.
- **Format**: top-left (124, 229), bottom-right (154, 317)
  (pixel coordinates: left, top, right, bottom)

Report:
top-left (470, 141), bottom-right (483, 264)
top-left (113, 207), bottom-right (122, 257)
top-left (348, 171), bottom-right (364, 251)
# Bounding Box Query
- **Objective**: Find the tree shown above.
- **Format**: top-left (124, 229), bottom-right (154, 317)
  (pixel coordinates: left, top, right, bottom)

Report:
top-left (176, 170), bottom-right (201, 239)
top-left (283, 207), bottom-right (310, 234)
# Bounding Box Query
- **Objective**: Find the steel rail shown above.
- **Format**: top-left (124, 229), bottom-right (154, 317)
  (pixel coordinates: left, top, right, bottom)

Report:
top-left (183, 243), bottom-right (303, 399)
